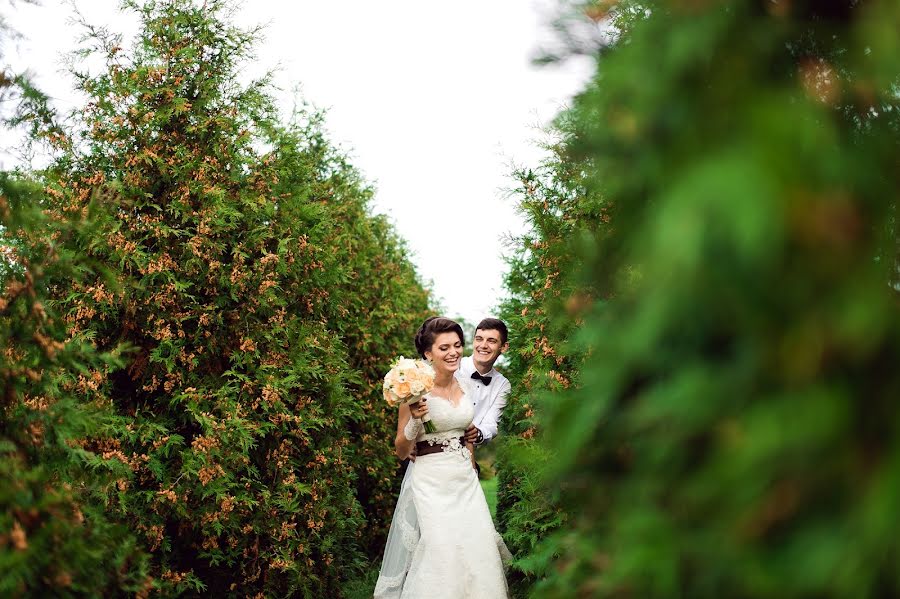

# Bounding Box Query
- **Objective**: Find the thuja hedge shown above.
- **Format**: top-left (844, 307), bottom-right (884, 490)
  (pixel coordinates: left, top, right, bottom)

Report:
top-left (7, 0), bottom-right (430, 596)
top-left (494, 139), bottom-right (605, 596)
top-left (498, 1), bottom-right (900, 597)
top-left (1, 23), bottom-right (150, 597)
top-left (1, 173), bottom-right (152, 596)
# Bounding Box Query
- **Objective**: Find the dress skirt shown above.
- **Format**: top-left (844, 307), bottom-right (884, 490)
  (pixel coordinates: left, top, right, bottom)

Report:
top-left (374, 448), bottom-right (510, 598)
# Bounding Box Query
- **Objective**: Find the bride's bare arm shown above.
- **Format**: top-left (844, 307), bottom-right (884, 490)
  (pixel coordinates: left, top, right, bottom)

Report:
top-left (394, 404), bottom-right (414, 459)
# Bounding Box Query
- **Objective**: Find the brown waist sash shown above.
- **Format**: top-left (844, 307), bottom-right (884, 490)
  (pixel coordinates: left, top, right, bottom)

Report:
top-left (415, 436), bottom-right (466, 457)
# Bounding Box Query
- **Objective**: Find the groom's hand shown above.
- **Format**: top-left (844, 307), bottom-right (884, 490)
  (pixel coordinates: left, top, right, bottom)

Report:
top-left (464, 425), bottom-right (481, 445)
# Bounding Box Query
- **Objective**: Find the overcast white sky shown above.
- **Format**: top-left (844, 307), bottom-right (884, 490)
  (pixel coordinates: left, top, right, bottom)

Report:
top-left (3, 0), bottom-right (593, 327)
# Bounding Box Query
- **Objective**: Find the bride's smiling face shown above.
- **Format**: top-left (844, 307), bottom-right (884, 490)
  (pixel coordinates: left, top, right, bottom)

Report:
top-left (425, 332), bottom-right (463, 375)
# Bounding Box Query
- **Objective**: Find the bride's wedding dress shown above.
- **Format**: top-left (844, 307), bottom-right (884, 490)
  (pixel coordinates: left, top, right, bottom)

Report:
top-left (374, 379), bottom-right (510, 598)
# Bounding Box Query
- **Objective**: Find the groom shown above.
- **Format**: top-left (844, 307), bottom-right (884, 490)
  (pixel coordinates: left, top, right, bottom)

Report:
top-left (458, 318), bottom-right (510, 449)
top-left (403, 317), bottom-right (510, 471)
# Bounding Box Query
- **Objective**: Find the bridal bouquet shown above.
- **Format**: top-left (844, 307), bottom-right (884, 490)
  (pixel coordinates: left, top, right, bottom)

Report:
top-left (383, 356), bottom-right (436, 433)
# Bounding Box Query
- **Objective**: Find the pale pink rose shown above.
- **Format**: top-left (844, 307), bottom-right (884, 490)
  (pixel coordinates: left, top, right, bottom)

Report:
top-left (382, 357), bottom-right (435, 407)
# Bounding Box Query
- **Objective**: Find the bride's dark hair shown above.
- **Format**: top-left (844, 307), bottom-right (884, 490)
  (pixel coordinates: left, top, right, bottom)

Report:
top-left (414, 317), bottom-right (465, 358)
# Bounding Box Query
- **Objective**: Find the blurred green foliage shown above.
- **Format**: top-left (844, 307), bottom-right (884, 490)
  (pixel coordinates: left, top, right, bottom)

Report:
top-left (498, 0), bottom-right (900, 597)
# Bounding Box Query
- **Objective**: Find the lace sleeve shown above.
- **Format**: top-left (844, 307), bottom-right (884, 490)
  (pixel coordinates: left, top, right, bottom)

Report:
top-left (403, 417), bottom-right (423, 441)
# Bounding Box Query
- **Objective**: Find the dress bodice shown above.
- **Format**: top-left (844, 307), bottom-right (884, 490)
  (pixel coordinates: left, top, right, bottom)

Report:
top-left (418, 379), bottom-right (474, 443)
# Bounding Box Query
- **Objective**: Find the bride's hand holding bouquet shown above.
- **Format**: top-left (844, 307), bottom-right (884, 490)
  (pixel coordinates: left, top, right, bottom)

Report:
top-left (383, 356), bottom-right (437, 433)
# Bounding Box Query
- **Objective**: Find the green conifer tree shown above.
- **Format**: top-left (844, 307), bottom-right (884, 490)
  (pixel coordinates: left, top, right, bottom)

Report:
top-left (0, 175), bottom-right (153, 597)
top-left (495, 141), bottom-right (603, 596)
top-left (31, 0), bottom-right (429, 594)
top-left (500, 0), bottom-right (900, 596)
top-left (1, 7), bottom-right (150, 595)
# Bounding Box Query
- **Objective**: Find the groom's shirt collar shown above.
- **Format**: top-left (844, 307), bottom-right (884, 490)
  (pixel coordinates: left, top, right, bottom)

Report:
top-left (460, 355), bottom-right (497, 378)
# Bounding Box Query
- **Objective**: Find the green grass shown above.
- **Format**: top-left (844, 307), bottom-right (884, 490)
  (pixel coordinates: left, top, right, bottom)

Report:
top-left (342, 562), bottom-right (379, 599)
top-left (481, 476), bottom-right (498, 521)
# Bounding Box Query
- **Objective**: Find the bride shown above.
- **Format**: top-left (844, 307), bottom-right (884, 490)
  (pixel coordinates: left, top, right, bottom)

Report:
top-left (374, 317), bottom-right (510, 598)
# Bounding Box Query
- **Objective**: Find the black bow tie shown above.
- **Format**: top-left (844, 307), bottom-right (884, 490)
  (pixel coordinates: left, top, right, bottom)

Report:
top-left (471, 371), bottom-right (492, 386)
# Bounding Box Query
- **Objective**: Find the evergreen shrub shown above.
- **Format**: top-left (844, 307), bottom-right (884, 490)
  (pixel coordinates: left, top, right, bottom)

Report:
top-left (499, 1), bottom-right (900, 597)
top-left (15, 0), bottom-right (431, 594)
top-left (1, 173), bottom-right (151, 597)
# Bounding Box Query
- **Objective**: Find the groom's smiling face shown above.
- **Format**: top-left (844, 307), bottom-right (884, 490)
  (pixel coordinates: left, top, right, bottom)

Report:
top-left (473, 328), bottom-right (507, 370)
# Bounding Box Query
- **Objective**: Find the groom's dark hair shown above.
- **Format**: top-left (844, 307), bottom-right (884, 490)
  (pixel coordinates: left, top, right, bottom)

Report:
top-left (475, 318), bottom-right (508, 345)
top-left (414, 316), bottom-right (465, 359)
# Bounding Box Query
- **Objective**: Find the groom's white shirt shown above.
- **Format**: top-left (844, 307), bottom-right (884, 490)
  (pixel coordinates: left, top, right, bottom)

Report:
top-left (456, 355), bottom-right (510, 445)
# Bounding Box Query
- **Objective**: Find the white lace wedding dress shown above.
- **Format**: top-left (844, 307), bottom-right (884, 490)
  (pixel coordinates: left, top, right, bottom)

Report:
top-left (374, 379), bottom-right (511, 598)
